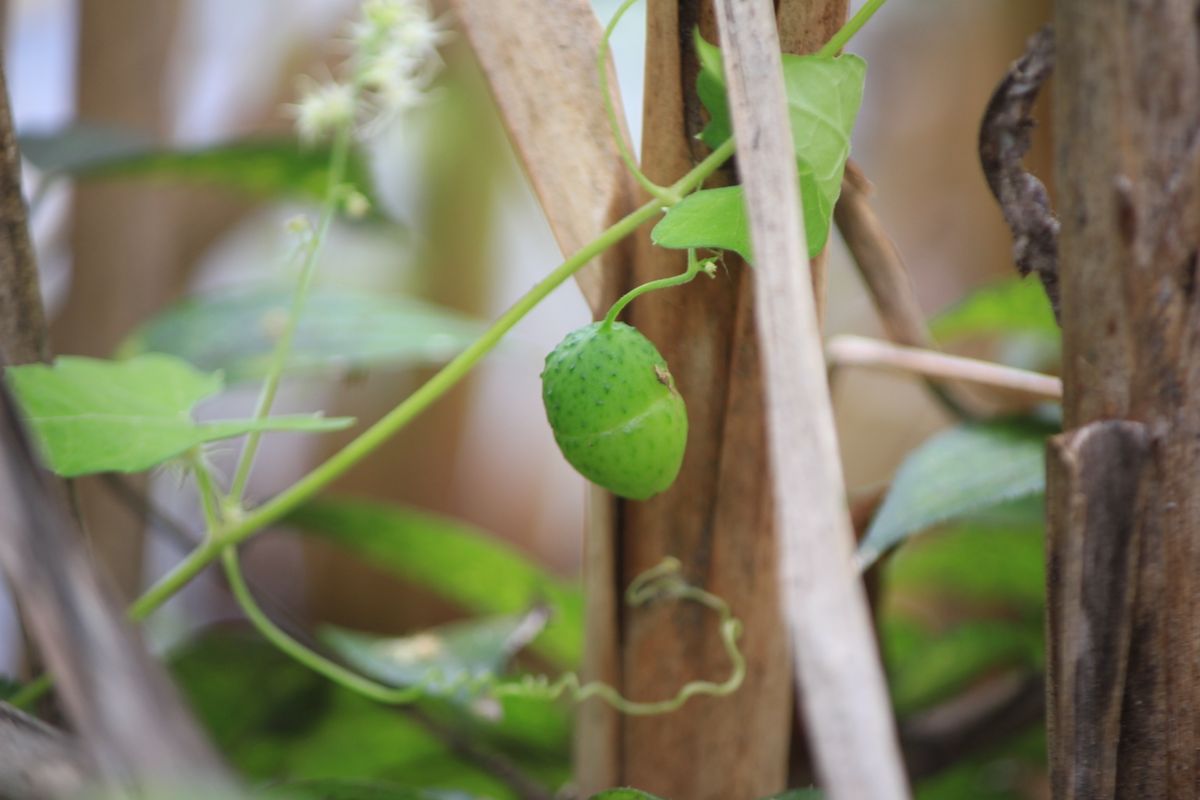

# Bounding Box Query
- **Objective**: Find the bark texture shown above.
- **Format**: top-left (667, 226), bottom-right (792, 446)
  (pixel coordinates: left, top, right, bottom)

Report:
top-left (0, 66), bottom-right (47, 366)
top-left (713, 0), bottom-right (909, 796)
top-left (1050, 2), bottom-right (1200, 796)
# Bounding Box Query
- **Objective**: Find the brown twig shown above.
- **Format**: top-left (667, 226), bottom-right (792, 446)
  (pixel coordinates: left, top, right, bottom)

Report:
top-left (834, 164), bottom-right (977, 419)
top-left (978, 25), bottom-right (1059, 319)
top-left (836, 164), bottom-right (934, 350)
top-left (0, 65), bottom-right (48, 366)
top-left (826, 334), bottom-right (1062, 402)
top-left (101, 473), bottom-right (200, 552)
top-left (900, 672), bottom-right (1045, 782)
top-left (0, 701), bottom-right (92, 799)
top-left (406, 706), bottom-right (557, 800)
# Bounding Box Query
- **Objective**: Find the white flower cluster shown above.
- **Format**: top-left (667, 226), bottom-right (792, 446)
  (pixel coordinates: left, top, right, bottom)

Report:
top-left (291, 0), bottom-right (450, 143)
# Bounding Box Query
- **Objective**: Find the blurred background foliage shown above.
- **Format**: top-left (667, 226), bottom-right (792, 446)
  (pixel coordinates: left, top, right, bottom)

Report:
top-left (5, 0), bottom-right (1054, 796)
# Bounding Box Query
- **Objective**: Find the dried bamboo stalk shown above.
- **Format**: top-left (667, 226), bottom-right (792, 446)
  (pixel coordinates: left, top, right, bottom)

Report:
top-left (712, 1), bottom-right (909, 796)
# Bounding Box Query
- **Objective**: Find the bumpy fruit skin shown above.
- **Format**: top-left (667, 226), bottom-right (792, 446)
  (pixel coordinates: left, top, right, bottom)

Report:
top-left (541, 321), bottom-right (688, 500)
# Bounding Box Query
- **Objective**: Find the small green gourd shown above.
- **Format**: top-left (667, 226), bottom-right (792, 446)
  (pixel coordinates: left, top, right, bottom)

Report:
top-left (541, 321), bottom-right (687, 500)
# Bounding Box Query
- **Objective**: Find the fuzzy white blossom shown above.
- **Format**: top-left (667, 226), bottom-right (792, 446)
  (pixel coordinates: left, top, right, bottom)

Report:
top-left (291, 0), bottom-right (450, 141)
top-left (290, 79), bottom-right (357, 143)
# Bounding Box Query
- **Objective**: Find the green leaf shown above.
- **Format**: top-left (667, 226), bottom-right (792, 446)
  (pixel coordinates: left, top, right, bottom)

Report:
top-left (288, 499), bottom-right (584, 669)
top-left (589, 791), bottom-right (668, 800)
top-left (170, 631), bottom-right (544, 798)
top-left (20, 125), bottom-right (374, 209)
top-left (886, 510), bottom-right (1045, 611)
top-left (930, 277), bottom-right (1059, 343)
top-left (320, 610), bottom-right (549, 696)
top-left (119, 287), bottom-right (485, 383)
top-left (885, 619), bottom-right (1042, 716)
top-left (4, 354), bottom-right (353, 476)
top-left (913, 727), bottom-right (1045, 800)
top-left (261, 779), bottom-right (480, 799)
top-left (857, 419), bottom-right (1055, 568)
top-left (652, 186), bottom-right (753, 261)
top-left (690, 33), bottom-right (866, 257)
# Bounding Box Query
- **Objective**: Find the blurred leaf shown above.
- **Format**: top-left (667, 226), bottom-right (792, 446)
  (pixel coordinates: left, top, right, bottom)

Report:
top-left (171, 630), bottom-right (556, 798)
top-left (930, 277), bottom-right (1058, 343)
top-left (120, 287), bottom-right (484, 383)
top-left (914, 727), bottom-right (1046, 800)
top-left (171, 629), bottom-right (334, 778)
top-left (652, 186), bottom-right (752, 261)
top-left (262, 780), bottom-right (482, 799)
top-left (20, 125), bottom-right (374, 208)
top-left (691, 34), bottom-right (866, 256)
top-left (4, 355), bottom-right (352, 476)
top-left (20, 123), bottom-right (150, 171)
top-left (289, 499), bottom-right (583, 669)
top-left (886, 512), bottom-right (1045, 611)
top-left (886, 619), bottom-right (1042, 715)
top-left (589, 791), bottom-right (667, 800)
top-left (315, 612), bottom-right (573, 785)
top-left (261, 779), bottom-right (480, 800)
top-left (858, 419), bottom-right (1056, 568)
top-left (320, 610), bottom-right (549, 698)
top-left (0, 676), bottom-right (23, 701)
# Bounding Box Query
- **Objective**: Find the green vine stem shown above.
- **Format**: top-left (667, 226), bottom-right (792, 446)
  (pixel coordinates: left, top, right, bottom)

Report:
top-left (598, 0), bottom-right (678, 205)
top-left (191, 451), bottom-right (225, 531)
top-left (123, 0), bottom-right (886, 629)
top-left (226, 113), bottom-right (358, 504)
top-left (224, 547), bottom-right (744, 715)
top-left (121, 136), bottom-right (735, 630)
top-left (602, 249), bottom-right (715, 329)
top-left (817, 0), bottom-right (888, 58)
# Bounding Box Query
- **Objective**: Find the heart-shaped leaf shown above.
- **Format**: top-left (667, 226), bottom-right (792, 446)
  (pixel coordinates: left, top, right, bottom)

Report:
top-left (651, 186), bottom-right (753, 262)
top-left (5, 354), bottom-right (352, 476)
top-left (658, 34), bottom-right (865, 259)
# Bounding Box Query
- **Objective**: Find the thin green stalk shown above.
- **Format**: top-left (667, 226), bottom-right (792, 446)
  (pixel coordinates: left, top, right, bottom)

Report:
top-left (598, 0), bottom-right (678, 205)
top-left (128, 137), bottom-right (735, 622)
top-left (603, 249), bottom-right (713, 329)
top-left (226, 121), bottom-right (356, 503)
top-left (818, 0), bottom-right (888, 58)
top-left (222, 544), bottom-right (422, 704)
top-left (7, 674), bottom-right (51, 710)
top-left (192, 453), bottom-right (225, 530)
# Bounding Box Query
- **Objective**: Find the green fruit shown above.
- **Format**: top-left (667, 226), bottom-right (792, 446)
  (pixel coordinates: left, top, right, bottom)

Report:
top-left (541, 321), bottom-right (688, 500)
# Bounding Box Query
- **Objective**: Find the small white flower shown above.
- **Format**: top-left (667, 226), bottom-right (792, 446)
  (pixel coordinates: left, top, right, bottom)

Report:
top-left (343, 190), bottom-right (371, 218)
top-left (290, 79), bottom-right (357, 143)
top-left (359, 43), bottom-right (424, 94)
top-left (371, 68), bottom-right (427, 112)
top-left (393, 12), bottom-right (450, 58)
top-left (288, 0), bottom-right (451, 143)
